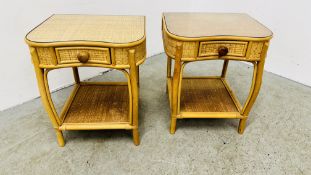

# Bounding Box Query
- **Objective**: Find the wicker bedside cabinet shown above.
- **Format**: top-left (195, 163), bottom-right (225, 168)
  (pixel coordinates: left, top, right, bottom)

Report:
top-left (25, 15), bottom-right (146, 146)
top-left (162, 13), bottom-right (272, 134)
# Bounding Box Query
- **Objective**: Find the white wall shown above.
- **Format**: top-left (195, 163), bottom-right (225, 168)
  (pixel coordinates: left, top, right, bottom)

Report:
top-left (0, 0), bottom-right (311, 111)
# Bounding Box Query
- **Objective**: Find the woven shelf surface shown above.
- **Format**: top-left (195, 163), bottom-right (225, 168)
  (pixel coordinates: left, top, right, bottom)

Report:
top-left (163, 12), bottom-right (272, 38)
top-left (63, 85), bottom-right (129, 123)
top-left (180, 78), bottom-right (238, 112)
top-left (27, 15), bottom-right (145, 44)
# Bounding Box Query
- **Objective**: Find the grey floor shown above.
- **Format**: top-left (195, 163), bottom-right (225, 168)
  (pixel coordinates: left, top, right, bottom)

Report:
top-left (0, 53), bottom-right (310, 174)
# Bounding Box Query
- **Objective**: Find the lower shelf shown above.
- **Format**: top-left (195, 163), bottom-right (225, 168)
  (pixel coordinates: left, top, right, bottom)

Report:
top-left (180, 78), bottom-right (238, 112)
top-left (59, 83), bottom-right (132, 130)
top-left (167, 77), bottom-right (242, 119)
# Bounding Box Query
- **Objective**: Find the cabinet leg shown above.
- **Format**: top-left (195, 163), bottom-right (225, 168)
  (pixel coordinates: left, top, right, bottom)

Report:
top-left (238, 118), bottom-right (248, 134)
top-left (221, 60), bottom-right (229, 78)
top-left (132, 129), bottom-right (140, 146)
top-left (166, 56), bottom-right (171, 94)
top-left (129, 50), bottom-right (140, 146)
top-left (170, 117), bottom-right (177, 134)
top-left (55, 129), bottom-right (65, 147)
top-left (72, 67), bottom-right (80, 84)
top-left (137, 66), bottom-right (140, 87)
top-left (167, 56), bottom-right (172, 78)
top-left (170, 43), bottom-right (182, 135)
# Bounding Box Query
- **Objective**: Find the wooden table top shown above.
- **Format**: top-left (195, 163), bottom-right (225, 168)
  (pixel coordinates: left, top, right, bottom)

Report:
top-left (163, 12), bottom-right (272, 38)
top-left (26, 15), bottom-right (145, 44)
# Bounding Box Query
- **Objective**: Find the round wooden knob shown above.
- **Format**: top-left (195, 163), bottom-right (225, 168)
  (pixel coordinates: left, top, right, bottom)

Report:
top-left (218, 46), bottom-right (229, 57)
top-left (77, 52), bottom-right (89, 63)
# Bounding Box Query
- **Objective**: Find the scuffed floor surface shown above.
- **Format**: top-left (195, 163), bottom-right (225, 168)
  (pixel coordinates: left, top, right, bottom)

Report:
top-left (0, 53), bottom-right (310, 174)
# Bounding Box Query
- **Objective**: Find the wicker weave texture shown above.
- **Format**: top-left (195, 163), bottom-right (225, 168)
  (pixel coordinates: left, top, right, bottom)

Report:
top-left (36, 47), bottom-right (56, 65)
top-left (163, 30), bottom-right (265, 61)
top-left (180, 78), bottom-right (238, 112)
top-left (248, 42), bottom-right (264, 60)
top-left (63, 85), bottom-right (129, 123)
top-left (36, 41), bottom-right (145, 67)
top-left (56, 47), bottom-right (110, 64)
top-left (27, 15), bottom-right (145, 44)
top-left (163, 31), bottom-right (197, 59)
top-left (114, 41), bottom-right (146, 65)
top-left (199, 41), bottom-right (248, 57)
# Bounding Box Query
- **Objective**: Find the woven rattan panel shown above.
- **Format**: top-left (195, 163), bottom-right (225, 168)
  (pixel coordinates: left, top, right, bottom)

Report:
top-left (248, 42), bottom-right (264, 60)
top-left (36, 47), bottom-right (56, 65)
top-left (56, 47), bottom-right (111, 64)
top-left (114, 41), bottom-right (146, 65)
top-left (180, 78), bottom-right (238, 112)
top-left (64, 85), bottom-right (129, 123)
top-left (199, 41), bottom-right (248, 57)
top-left (27, 15), bottom-right (145, 43)
top-left (162, 31), bottom-right (197, 59)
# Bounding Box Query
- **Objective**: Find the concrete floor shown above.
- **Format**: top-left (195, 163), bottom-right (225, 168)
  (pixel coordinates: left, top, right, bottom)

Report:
top-left (0, 53), bottom-right (310, 174)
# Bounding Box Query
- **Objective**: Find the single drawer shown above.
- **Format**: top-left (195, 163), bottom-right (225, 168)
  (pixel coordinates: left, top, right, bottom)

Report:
top-left (55, 47), bottom-right (111, 64)
top-left (198, 41), bottom-right (248, 57)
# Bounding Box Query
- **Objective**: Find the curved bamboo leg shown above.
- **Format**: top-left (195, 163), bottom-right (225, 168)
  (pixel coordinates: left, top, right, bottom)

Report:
top-left (29, 47), bottom-right (65, 147)
top-left (119, 69), bottom-right (133, 125)
top-left (170, 118), bottom-right (177, 134)
top-left (177, 63), bottom-right (188, 114)
top-left (238, 61), bottom-right (264, 134)
top-left (72, 67), bottom-right (80, 84)
top-left (166, 56), bottom-right (172, 93)
top-left (137, 66), bottom-right (140, 87)
top-left (167, 56), bottom-right (172, 78)
top-left (238, 61), bottom-right (265, 133)
top-left (129, 49), bottom-right (140, 145)
top-left (239, 42), bottom-right (269, 134)
top-left (132, 129), bottom-right (140, 146)
top-left (170, 43), bottom-right (183, 134)
top-left (55, 129), bottom-right (65, 147)
top-left (221, 60), bottom-right (229, 78)
top-left (238, 118), bottom-right (248, 134)
top-left (238, 62), bottom-right (257, 134)
top-left (44, 70), bottom-right (65, 146)
top-left (44, 69), bottom-right (61, 125)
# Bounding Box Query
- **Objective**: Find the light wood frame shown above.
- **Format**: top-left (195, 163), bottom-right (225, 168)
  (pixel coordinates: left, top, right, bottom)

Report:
top-left (163, 16), bottom-right (271, 134)
top-left (29, 46), bottom-right (142, 147)
top-left (26, 16), bottom-right (146, 147)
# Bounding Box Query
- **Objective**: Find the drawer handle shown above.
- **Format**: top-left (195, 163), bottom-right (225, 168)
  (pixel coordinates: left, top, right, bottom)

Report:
top-left (77, 52), bottom-right (89, 63)
top-left (218, 46), bottom-right (229, 57)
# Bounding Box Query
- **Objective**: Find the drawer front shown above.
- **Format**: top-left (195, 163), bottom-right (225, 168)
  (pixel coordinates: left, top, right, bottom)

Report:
top-left (55, 47), bottom-right (111, 64)
top-left (198, 41), bottom-right (248, 57)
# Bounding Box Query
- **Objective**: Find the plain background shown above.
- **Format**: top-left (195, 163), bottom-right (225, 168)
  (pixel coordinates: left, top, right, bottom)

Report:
top-left (0, 0), bottom-right (310, 111)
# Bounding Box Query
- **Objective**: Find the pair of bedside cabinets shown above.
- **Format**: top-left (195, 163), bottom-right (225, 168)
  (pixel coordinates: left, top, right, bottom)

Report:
top-left (25, 13), bottom-right (272, 147)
